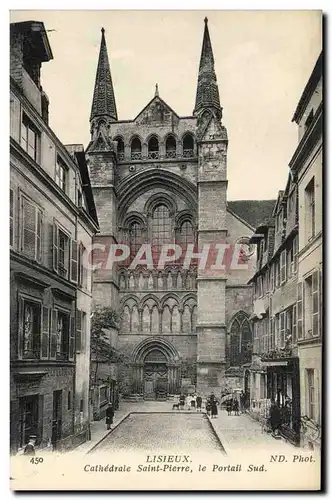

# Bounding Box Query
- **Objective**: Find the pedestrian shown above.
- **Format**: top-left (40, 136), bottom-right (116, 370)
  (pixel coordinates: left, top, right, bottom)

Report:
top-left (205, 399), bottom-right (211, 417)
top-left (186, 394), bottom-right (192, 410)
top-left (211, 398), bottom-right (218, 419)
top-left (233, 398), bottom-right (240, 416)
top-left (24, 435), bottom-right (36, 456)
top-left (269, 402), bottom-right (282, 437)
top-left (105, 402), bottom-right (114, 430)
top-left (196, 394), bottom-right (202, 412)
top-left (190, 394), bottom-right (196, 410)
top-left (226, 399), bottom-right (233, 416)
top-left (179, 394), bottom-right (185, 410)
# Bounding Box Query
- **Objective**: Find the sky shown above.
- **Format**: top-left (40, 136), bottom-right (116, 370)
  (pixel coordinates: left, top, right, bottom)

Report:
top-left (10, 10), bottom-right (322, 200)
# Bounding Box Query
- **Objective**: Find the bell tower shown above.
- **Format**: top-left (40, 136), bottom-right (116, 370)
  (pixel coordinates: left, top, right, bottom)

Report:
top-left (87, 28), bottom-right (119, 310)
top-left (195, 18), bottom-right (229, 394)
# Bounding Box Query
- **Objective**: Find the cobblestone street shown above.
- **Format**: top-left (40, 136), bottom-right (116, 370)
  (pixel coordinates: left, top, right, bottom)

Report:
top-left (75, 401), bottom-right (295, 456)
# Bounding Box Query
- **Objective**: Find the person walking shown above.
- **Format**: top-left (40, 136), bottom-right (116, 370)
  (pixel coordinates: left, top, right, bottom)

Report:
top-left (190, 394), bottom-right (196, 410)
top-left (186, 394), bottom-right (192, 410)
top-left (269, 402), bottom-right (282, 438)
top-left (232, 397), bottom-right (240, 416)
top-left (226, 399), bottom-right (233, 416)
top-left (205, 398), bottom-right (211, 417)
top-left (24, 435), bottom-right (36, 456)
top-left (196, 394), bottom-right (202, 412)
top-left (211, 398), bottom-right (218, 419)
top-left (105, 402), bottom-right (114, 430)
top-left (179, 394), bottom-right (185, 410)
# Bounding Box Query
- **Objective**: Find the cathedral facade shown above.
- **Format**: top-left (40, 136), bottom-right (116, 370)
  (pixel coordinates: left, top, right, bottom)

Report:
top-left (87, 19), bottom-right (272, 397)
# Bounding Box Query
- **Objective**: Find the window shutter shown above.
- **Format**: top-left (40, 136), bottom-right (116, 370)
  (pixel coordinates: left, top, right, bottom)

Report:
top-left (280, 311), bottom-right (285, 347)
top-left (293, 235), bottom-right (298, 273)
top-left (271, 263), bottom-right (275, 291)
top-left (319, 268), bottom-right (322, 337)
top-left (10, 189), bottom-right (14, 247)
top-left (297, 282), bottom-right (303, 340)
top-left (41, 307), bottom-right (50, 359)
top-left (50, 309), bottom-right (58, 359)
top-left (53, 223), bottom-right (59, 272)
top-left (292, 304), bottom-right (297, 343)
top-left (22, 197), bottom-right (37, 258)
top-left (281, 250), bottom-right (286, 284)
top-left (36, 209), bottom-right (43, 262)
top-left (18, 297), bottom-right (24, 359)
top-left (69, 315), bottom-right (75, 360)
top-left (70, 239), bottom-right (78, 283)
top-left (76, 309), bottom-right (82, 353)
top-left (312, 270), bottom-right (319, 337)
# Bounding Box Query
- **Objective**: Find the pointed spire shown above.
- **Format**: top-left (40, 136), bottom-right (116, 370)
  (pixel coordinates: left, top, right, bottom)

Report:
top-left (155, 83), bottom-right (159, 97)
top-left (193, 17), bottom-right (222, 118)
top-left (90, 27), bottom-right (117, 122)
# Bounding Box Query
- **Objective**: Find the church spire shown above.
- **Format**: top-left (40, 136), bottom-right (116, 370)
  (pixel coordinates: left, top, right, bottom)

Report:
top-left (90, 27), bottom-right (118, 123)
top-left (193, 17), bottom-right (222, 118)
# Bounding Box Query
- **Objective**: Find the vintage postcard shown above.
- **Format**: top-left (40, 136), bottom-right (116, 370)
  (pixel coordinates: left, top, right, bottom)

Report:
top-left (9, 9), bottom-right (322, 491)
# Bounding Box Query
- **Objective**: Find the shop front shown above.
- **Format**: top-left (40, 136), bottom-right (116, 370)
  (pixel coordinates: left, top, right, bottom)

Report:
top-left (262, 356), bottom-right (301, 445)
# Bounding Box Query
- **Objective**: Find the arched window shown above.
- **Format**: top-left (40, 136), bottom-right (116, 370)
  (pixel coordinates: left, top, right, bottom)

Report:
top-left (151, 204), bottom-right (171, 250)
top-left (229, 313), bottom-right (253, 366)
top-left (148, 136), bottom-right (159, 159)
top-left (115, 136), bottom-right (124, 161)
top-left (129, 221), bottom-right (142, 257)
top-left (165, 135), bottom-right (176, 159)
top-left (179, 221), bottom-right (194, 246)
top-left (131, 137), bottom-right (142, 160)
top-left (183, 133), bottom-right (195, 158)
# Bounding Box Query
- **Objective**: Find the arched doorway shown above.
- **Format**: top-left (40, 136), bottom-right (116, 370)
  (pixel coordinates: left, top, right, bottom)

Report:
top-left (131, 338), bottom-right (181, 399)
top-left (143, 349), bottom-right (168, 399)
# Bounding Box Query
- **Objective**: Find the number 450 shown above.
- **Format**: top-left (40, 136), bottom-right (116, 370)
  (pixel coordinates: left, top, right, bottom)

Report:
top-left (30, 457), bottom-right (44, 464)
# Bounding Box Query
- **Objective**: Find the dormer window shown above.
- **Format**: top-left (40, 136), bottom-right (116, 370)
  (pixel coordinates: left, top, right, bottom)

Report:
top-left (55, 156), bottom-right (68, 193)
top-left (20, 113), bottom-right (40, 162)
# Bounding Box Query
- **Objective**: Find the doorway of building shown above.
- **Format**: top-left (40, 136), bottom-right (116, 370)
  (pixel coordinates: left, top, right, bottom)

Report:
top-left (143, 350), bottom-right (168, 399)
top-left (52, 390), bottom-right (62, 450)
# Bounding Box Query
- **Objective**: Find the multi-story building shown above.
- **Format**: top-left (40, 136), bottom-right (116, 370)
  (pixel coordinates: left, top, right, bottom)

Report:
top-left (10, 21), bottom-right (98, 453)
top-left (86, 20), bottom-right (274, 399)
top-left (247, 51), bottom-right (322, 448)
top-left (289, 52), bottom-right (322, 449)
top-left (248, 176), bottom-right (300, 445)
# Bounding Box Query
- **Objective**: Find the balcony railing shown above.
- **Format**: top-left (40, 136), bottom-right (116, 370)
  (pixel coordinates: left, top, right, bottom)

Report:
top-left (148, 151), bottom-right (159, 160)
top-left (131, 151), bottom-right (142, 161)
top-left (183, 148), bottom-right (195, 158)
top-left (117, 152), bottom-right (125, 161)
top-left (165, 150), bottom-right (176, 159)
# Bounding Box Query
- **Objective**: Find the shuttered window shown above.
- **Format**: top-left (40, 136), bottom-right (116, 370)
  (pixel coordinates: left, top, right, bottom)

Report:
top-left (21, 196), bottom-right (42, 262)
top-left (53, 222), bottom-right (77, 283)
top-left (292, 304), bottom-right (297, 343)
top-left (76, 309), bottom-right (82, 353)
top-left (312, 270), bottom-right (319, 337)
top-left (280, 250), bottom-right (286, 284)
top-left (41, 307), bottom-right (50, 359)
top-left (297, 282), bottom-right (304, 340)
top-left (10, 189), bottom-right (14, 247)
top-left (280, 311), bottom-right (285, 347)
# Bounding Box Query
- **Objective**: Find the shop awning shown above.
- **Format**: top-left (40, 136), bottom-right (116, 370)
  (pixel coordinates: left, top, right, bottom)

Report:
top-left (261, 360), bottom-right (289, 367)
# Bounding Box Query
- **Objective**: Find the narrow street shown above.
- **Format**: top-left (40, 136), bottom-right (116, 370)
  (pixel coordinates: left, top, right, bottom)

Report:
top-left (81, 401), bottom-right (295, 456)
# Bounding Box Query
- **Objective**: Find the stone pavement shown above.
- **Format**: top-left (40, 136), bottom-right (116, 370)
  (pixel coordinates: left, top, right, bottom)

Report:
top-left (72, 401), bottom-right (296, 455)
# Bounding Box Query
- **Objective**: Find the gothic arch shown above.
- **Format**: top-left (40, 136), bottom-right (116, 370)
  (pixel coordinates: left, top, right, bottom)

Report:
top-left (144, 192), bottom-right (177, 217)
top-left (141, 294), bottom-right (160, 311)
top-left (123, 211), bottom-right (147, 228)
top-left (132, 337), bottom-right (180, 363)
top-left (181, 293), bottom-right (197, 309)
top-left (228, 311), bottom-right (252, 367)
top-left (117, 169), bottom-right (197, 221)
top-left (161, 293), bottom-right (180, 309)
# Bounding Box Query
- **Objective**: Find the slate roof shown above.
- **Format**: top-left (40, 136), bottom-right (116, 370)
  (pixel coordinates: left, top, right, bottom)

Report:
top-left (228, 199), bottom-right (276, 230)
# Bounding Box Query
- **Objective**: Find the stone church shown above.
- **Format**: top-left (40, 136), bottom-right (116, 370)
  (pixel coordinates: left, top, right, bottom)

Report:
top-left (87, 19), bottom-right (274, 397)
